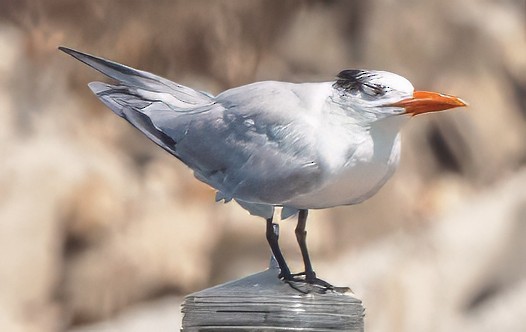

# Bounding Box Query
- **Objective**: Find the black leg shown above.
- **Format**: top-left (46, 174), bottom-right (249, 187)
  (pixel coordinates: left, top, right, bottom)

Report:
top-left (293, 209), bottom-right (338, 290)
top-left (295, 209), bottom-right (316, 282)
top-left (266, 217), bottom-right (291, 279)
top-left (266, 211), bottom-right (349, 294)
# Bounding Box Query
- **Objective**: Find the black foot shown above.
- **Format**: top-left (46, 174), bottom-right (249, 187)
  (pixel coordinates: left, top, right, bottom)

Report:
top-left (280, 271), bottom-right (351, 294)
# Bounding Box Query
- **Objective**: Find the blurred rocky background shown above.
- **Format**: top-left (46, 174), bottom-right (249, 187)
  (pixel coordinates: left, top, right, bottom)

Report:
top-left (0, 0), bottom-right (524, 331)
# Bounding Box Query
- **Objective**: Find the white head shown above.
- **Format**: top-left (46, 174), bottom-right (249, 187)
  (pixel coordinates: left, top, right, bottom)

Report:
top-left (331, 69), bottom-right (466, 122)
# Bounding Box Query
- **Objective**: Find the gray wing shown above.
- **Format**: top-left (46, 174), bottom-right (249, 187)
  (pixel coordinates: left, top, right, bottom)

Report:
top-left (61, 47), bottom-right (323, 208)
top-left (59, 47), bottom-right (211, 105)
top-left (152, 82), bottom-right (324, 205)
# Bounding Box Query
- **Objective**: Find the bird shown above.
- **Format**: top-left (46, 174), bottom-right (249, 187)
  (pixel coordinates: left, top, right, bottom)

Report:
top-left (59, 46), bottom-right (467, 291)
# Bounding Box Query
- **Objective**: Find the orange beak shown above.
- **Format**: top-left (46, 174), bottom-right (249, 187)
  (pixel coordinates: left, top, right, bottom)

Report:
top-left (389, 91), bottom-right (467, 115)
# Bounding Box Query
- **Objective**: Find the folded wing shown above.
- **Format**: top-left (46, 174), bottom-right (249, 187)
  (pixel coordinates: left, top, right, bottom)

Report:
top-left (61, 47), bottom-right (324, 217)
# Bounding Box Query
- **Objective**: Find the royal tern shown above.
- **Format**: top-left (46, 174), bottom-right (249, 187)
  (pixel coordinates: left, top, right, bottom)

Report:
top-left (60, 46), bottom-right (466, 290)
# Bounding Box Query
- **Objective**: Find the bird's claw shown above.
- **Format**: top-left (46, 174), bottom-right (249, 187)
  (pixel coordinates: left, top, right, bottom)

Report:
top-left (279, 271), bottom-right (350, 294)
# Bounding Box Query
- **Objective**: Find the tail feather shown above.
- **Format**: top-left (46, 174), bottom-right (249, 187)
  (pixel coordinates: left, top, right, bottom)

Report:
top-left (88, 82), bottom-right (180, 157)
top-left (60, 47), bottom-right (218, 160)
top-left (59, 46), bottom-right (212, 105)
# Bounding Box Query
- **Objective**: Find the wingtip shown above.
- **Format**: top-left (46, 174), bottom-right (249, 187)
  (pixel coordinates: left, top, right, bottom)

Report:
top-left (58, 46), bottom-right (74, 55)
top-left (57, 46), bottom-right (107, 72)
top-left (58, 46), bottom-right (86, 60)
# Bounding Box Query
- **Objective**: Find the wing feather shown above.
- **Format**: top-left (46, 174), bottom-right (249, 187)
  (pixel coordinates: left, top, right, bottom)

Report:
top-left (62, 47), bottom-right (325, 209)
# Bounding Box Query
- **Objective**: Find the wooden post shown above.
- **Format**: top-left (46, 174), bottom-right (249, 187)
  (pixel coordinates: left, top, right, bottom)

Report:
top-left (181, 226), bottom-right (364, 331)
top-left (181, 262), bottom-right (364, 331)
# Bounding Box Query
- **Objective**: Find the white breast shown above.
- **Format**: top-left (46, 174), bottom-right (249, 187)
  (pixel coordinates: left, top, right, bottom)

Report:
top-left (283, 115), bottom-right (409, 209)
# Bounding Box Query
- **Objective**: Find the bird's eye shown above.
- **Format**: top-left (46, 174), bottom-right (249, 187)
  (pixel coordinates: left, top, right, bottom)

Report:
top-left (360, 83), bottom-right (385, 97)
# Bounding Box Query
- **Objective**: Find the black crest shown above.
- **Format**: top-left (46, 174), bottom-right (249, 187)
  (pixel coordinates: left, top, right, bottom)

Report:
top-left (334, 69), bottom-right (386, 96)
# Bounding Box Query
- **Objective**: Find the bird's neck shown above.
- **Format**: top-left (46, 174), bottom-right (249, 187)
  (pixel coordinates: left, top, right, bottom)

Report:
top-left (325, 97), bottom-right (378, 127)
top-left (369, 114), bottom-right (411, 137)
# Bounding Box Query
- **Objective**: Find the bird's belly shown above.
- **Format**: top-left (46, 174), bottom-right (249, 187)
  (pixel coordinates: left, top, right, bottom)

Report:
top-left (284, 134), bottom-right (401, 209)
top-left (286, 163), bottom-right (394, 209)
